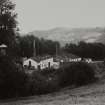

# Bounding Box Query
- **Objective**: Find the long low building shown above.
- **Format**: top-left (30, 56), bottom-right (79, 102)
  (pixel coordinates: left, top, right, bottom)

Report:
top-left (23, 56), bottom-right (60, 70)
top-left (23, 53), bottom-right (82, 70)
top-left (54, 53), bottom-right (82, 63)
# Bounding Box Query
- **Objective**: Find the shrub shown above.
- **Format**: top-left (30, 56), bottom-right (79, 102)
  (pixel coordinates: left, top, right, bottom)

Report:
top-left (27, 71), bottom-right (48, 95)
top-left (59, 62), bottom-right (96, 87)
top-left (39, 68), bottom-right (56, 77)
top-left (0, 56), bottom-right (27, 99)
top-left (26, 71), bottom-right (60, 95)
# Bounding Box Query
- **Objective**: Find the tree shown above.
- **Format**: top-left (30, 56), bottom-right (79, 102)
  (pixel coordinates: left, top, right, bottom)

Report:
top-left (0, 55), bottom-right (27, 98)
top-left (64, 41), bottom-right (105, 60)
top-left (0, 0), bottom-right (17, 56)
top-left (0, 0), bottom-right (28, 99)
top-left (59, 62), bottom-right (96, 87)
top-left (0, 0), bottom-right (6, 6)
top-left (17, 35), bottom-right (61, 57)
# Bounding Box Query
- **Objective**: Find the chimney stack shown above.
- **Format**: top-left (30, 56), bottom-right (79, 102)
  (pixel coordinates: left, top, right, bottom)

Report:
top-left (33, 40), bottom-right (36, 57)
top-left (56, 43), bottom-right (58, 57)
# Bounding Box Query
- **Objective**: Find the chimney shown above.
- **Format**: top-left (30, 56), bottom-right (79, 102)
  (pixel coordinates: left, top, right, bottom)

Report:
top-left (33, 40), bottom-right (36, 57)
top-left (56, 43), bottom-right (58, 57)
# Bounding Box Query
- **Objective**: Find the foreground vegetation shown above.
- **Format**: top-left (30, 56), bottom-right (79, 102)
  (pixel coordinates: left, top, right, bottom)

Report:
top-left (0, 55), bottom-right (97, 99)
top-left (1, 72), bottom-right (105, 105)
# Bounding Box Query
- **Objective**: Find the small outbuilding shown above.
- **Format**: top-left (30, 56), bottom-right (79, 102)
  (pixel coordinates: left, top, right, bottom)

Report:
top-left (0, 44), bottom-right (7, 56)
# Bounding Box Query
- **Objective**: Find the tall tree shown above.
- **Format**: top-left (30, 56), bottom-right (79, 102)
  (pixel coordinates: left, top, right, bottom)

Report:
top-left (0, 0), bottom-right (17, 56)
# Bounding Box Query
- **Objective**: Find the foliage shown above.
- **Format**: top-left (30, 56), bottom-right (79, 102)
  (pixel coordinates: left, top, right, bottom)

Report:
top-left (25, 71), bottom-right (59, 95)
top-left (16, 35), bottom-right (60, 57)
top-left (0, 56), bottom-right (27, 99)
top-left (59, 62), bottom-right (96, 87)
top-left (0, 0), bottom-right (18, 57)
top-left (0, 58), bottom-right (97, 99)
top-left (64, 41), bottom-right (105, 60)
top-left (0, 0), bottom-right (29, 99)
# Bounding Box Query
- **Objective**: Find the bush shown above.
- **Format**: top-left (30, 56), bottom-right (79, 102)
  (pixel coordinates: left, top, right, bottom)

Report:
top-left (39, 68), bottom-right (56, 77)
top-left (59, 62), bottom-right (96, 87)
top-left (26, 71), bottom-right (48, 95)
top-left (26, 71), bottom-right (59, 95)
top-left (0, 56), bottom-right (27, 99)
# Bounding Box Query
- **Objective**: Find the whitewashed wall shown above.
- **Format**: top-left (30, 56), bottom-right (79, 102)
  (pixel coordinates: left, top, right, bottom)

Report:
top-left (23, 58), bottom-right (38, 69)
top-left (39, 58), bottom-right (54, 69)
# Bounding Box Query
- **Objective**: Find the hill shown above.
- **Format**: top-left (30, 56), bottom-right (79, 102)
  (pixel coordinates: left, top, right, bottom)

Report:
top-left (28, 27), bottom-right (105, 46)
top-left (96, 33), bottom-right (105, 44)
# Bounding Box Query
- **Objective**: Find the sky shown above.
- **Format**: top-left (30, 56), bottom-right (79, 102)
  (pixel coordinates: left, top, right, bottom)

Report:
top-left (12, 0), bottom-right (105, 33)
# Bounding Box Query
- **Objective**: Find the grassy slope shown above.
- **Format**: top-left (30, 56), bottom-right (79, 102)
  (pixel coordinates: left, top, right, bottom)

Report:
top-left (1, 62), bottom-right (105, 105)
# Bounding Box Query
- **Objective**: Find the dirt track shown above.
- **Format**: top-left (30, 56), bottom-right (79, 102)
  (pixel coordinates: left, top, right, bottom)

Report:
top-left (1, 79), bottom-right (105, 105)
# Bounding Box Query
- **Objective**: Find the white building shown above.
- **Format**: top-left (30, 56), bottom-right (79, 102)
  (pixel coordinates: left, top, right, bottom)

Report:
top-left (0, 44), bottom-right (7, 56)
top-left (52, 62), bottom-right (60, 69)
top-left (69, 57), bottom-right (81, 62)
top-left (54, 53), bottom-right (81, 63)
top-left (39, 57), bottom-right (54, 70)
top-left (23, 58), bottom-right (38, 69)
top-left (23, 56), bottom-right (54, 70)
top-left (83, 58), bottom-right (92, 63)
